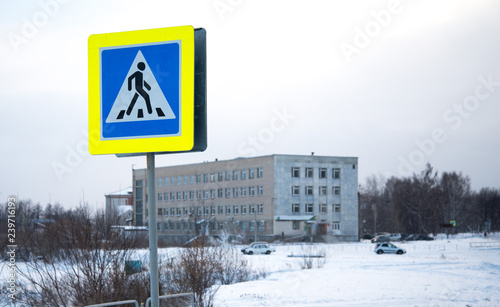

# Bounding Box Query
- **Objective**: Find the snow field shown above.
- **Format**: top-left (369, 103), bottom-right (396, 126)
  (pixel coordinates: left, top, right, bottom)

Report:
top-left (215, 235), bottom-right (500, 306)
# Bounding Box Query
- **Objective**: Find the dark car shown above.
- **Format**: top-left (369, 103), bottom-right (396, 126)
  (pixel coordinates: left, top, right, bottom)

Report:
top-left (406, 234), bottom-right (434, 241)
top-left (362, 234), bottom-right (374, 240)
top-left (371, 235), bottom-right (390, 243)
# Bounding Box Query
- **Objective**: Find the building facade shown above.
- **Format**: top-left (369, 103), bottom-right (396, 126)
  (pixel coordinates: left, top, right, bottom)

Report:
top-left (132, 154), bottom-right (358, 243)
top-left (105, 187), bottom-right (133, 225)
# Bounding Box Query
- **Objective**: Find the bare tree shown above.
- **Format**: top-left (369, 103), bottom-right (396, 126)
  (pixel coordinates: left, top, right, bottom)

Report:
top-left (439, 172), bottom-right (472, 232)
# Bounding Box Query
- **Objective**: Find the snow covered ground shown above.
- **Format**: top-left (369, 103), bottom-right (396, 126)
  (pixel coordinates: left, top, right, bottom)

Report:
top-left (4, 233), bottom-right (499, 306)
top-left (215, 233), bottom-right (500, 307)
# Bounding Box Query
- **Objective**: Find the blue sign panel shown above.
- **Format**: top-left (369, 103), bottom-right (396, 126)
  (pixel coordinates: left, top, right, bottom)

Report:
top-left (100, 42), bottom-right (180, 140)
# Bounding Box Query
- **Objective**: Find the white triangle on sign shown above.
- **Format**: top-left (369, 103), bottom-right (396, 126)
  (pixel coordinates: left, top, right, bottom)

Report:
top-left (105, 50), bottom-right (176, 123)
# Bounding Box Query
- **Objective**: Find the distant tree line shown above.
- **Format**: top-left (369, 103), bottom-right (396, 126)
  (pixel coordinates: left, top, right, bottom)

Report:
top-left (359, 164), bottom-right (500, 236)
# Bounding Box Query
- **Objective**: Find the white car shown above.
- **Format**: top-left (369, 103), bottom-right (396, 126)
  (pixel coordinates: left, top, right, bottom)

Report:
top-left (241, 242), bottom-right (276, 255)
top-left (374, 242), bottom-right (406, 255)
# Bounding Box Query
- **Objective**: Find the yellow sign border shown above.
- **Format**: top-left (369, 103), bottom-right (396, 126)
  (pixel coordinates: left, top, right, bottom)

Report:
top-left (88, 26), bottom-right (194, 155)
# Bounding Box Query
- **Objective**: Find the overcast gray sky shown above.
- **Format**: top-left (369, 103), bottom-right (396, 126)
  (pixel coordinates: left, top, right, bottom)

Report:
top-left (1, 0), bottom-right (499, 210)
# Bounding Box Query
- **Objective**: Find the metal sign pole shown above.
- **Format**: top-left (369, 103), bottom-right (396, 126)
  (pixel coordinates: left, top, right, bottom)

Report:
top-left (147, 152), bottom-right (159, 307)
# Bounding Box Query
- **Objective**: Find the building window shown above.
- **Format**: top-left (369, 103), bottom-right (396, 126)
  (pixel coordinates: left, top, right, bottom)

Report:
top-left (164, 192), bottom-right (168, 202)
top-left (291, 167), bottom-right (300, 178)
top-left (183, 176), bottom-right (188, 185)
top-left (210, 173), bottom-right (215, 182)
top-left (241, 205), bottom-right (247, 215)
top-left (171, 176), bottom-right (176, 185)
top-left (305, 203), bottom-right (313, 213)
top-left (211, 206), bottom-right (215, 215)
top-left (203, 174), bottom-right (209, 183)
top-left (333, 168), bottom-right (341, 179)
top-left (177, 208), bottom-right (181, 216)
top-left (292, 203), bottom-right (300, 214)
top-left (177, 176), bottom-right (181, 185)
top-left (333, 186), bottom-right (340, 195)
top-left (218, 188), bottom-right (223, 198)
top-left (176, 192), bottom-right (182, 201)
top-left (241, 221), bottom-right (247, 231)
top-left (164, 207), bottom-right (169, 216)
top-left (293, 221), bottom-right (299, 230)
top-left (204, 190), bottom-right (209, 199)
top-left (157, 223), bottom-right (162, 231)
top-left (319, 186), bottom-right (327, 195)
top-left (292, 186), bottom-right (300, 195)
top-left (226, 206), bottom-right (231, 215)
top-left (249, 204), bottom-right (255, 214)
top-left (158, 193), bottom-right (163, 202)
top-left (196, 190), bottom-right (202, 200)
top-left (233, 170), bottom-right (238, 181)
top-left (163, 222), bottom-right (169, 230)
top-left (241, 169), bottom-right (247, 180)
top-left (320, 203), bottom-right (327, 214)
top-left (218, 172), bottom-right (224, 182)
top-left (241, 187), bottom-right (247, 197)
top-left (306, 167), bottom-right (313, 178)
top-left (258, 220), bottom-right (265, 232)
top-left (196, 174), bottom-right (201, 184)
top-left (170, 192), bottom-right (175, 202)
top-left (332, 222), bottom-right (340, 230)
top-left (204, 206), bottom-right (209, 215)
top-left (225, 171), bottom-right (231, 181)
top-left (183, 191), bottom-right (188, 201)
top-left (233, 206), bottom-right (239, 214)
top-left (218, 222), bottom-right (224, 230)
top-left (257, 186), bottom-right (263, 196)
top-left (210, 189), bottom-right (216, 199)
top-left (158, 208), bottom-right (163, 216)
top-left (319, 168), bottom-right (327, 178)
top-left (189, 191), bottom-right (195, 200)
top-left (158, 177), bottom-right (162, 187)
top-left (233, 187), bottom-right (239, 198)
top-left (225, 188), bottom-right (231, 198)
top-left (183, 207), bottom-right (188, 216)
top-left (249, 168), bottom-right (255, 179)
top-left (190, 175), bottom-right (194, 184)
top-left (258, 204), bottom-right (263, 214)
top-left (249, 186), bottom-right (255, 197)
top-left (305, 186), bottom-right (313, 195)
top-left (171, 208), bottom-right (175, 216)
top-left (218, 205), bottom-right (224, 214)
top-left (333, 203), bottom-right (341, 213)
top-left (257, 167), bottom-right (263, 178)
top-left (249, 220), bottom-right (255, 231)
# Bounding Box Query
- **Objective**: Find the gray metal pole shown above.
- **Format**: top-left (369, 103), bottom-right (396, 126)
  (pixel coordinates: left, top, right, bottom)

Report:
top-left (147, 152), bottom-right (159, 307)
top-left (254, 208), bottom-right (257, 242)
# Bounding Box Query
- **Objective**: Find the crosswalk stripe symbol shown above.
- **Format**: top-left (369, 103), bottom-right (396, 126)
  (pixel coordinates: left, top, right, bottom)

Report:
top-left (105, 50), bottom-right (176, 123)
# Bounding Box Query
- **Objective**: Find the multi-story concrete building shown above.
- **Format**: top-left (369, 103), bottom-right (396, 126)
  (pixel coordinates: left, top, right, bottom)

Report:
top-left (132, 154), bottom-right (358, 243)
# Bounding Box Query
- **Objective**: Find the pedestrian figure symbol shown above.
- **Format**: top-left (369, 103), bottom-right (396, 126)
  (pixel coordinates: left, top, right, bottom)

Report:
top-left (105, 50), bottom-right (176, 123)
top-left (126, 62), bottom-right (152, 116)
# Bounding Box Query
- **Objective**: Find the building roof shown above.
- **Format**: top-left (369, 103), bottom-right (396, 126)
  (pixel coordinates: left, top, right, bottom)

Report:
top-left (106, 187), bottom-right (132, 196)
top-left (132, 154), bottom-right (358, 171)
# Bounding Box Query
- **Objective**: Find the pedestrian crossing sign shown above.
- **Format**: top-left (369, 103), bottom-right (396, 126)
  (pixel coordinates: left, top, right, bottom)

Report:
top-left (88, 26), bottom-right (197, 155)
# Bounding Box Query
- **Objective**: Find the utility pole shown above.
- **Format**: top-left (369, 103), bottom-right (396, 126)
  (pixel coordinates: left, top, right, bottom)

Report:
top-left (254, 206), bottom-right (257, 242)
